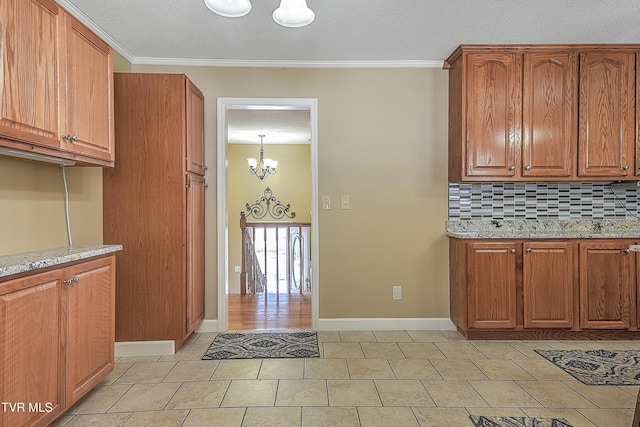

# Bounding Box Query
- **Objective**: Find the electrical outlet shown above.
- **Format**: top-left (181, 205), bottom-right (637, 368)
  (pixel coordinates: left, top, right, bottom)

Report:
top-left (234, 265), bottom-right (241, 273)
top-left (392, 286), bottom-right (402, 300)
top-left (340, 195), bottom-right (350, 210)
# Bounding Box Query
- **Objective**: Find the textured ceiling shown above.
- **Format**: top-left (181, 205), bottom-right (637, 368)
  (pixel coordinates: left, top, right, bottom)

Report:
top-left (57, 0), bottom-right (640, 143)
top-left (227, 109), bottom-right (311, 145)
top-left (60, 0), bottom-right (640, 67)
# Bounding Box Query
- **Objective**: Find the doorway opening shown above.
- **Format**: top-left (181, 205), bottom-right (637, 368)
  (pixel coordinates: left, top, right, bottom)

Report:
top-left (216, 98), bottom-right (319, 332)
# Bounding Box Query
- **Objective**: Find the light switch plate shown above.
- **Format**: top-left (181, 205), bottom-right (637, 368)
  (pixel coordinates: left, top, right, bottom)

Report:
top-left (321, 196), bottom-right (331, 210)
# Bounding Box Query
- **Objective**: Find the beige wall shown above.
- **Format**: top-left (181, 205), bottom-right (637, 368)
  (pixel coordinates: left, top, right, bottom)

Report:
top-left (0, 157), bottom-right (103, 256)
top-left (228, 143), bottom-right (312, 294)
top-left (127, 64), bottom-right (450, 320)
top-left (2, 56), bottom-right (450, 320)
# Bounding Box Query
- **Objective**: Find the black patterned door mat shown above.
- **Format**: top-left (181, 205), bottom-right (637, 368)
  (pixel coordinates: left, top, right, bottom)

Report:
top-left (470, 416), bottom-right (572, 427)
top-left (535, 349), bottom-right (640, 385)
top-left (202, 332), bottom-right (320, 359)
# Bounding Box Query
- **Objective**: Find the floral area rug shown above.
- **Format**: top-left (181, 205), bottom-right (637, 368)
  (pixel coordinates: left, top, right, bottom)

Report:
top-left (470, 416), bottom-right (572, 427)
top-left (202, 332), bottom-right (320, 359)
top-left (535, 349), bottom-right (640, 385)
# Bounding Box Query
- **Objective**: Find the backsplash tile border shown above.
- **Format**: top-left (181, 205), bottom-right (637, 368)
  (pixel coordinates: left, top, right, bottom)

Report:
top-left (448, 182), bottom-right (640, 220)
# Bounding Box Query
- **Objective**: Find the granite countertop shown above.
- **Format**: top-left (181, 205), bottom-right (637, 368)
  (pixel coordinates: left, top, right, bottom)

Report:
top-left (0, 245), bottom-right (123, 278)
top-left (446, 219), bottom-right (640, 239)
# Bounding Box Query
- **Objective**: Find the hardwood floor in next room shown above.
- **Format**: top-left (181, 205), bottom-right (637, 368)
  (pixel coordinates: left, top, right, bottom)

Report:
top-left (228, 293), bottom-right (312, 330)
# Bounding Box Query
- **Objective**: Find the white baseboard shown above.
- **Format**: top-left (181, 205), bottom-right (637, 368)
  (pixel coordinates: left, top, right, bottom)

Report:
top-left (115, 340), bottom-right (175, 357)
top-left (317, 317), bottom-right (457, 331)
top-left (195, 319), bottom-right (219, 333)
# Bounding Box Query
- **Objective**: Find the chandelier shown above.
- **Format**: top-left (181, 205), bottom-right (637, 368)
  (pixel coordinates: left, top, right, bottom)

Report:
top-left (247, 134), bottom-right (278, 180)
top-left (204, 0), bottom-right (315, 28)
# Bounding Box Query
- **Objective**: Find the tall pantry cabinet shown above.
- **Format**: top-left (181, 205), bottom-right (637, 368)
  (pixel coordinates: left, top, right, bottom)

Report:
top-left (104, 74), bottom-right (206, 350)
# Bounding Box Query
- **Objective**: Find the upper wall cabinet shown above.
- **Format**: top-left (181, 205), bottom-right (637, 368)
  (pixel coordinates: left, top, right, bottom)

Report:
top-left (61, 14), bottom-right (114, 163)
top-left (523, 52), bottom-right (577, 179)
top-left (445, 45), bottom-right (637, 182)
top-left (0, 0), bottom-right (63, 149)
top-left (578, 52), bottom-right (635, 178)
top-left (461, 53), bottom-right (522, 179)
top-left (0, 0), bottom-right (114, 166)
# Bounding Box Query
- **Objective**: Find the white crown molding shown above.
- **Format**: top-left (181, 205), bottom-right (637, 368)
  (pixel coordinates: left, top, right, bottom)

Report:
top-left (132, 57), bottom-right (445, 69)
top-left (130, 57), bottom-right (447, 70)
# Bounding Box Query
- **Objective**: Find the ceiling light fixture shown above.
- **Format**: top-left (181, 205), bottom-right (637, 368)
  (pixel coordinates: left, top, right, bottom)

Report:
top-left (273, 0), bottom-right (315, 28)
top-left (204, 0), bottom-right (252, 17)
top-left (247, 134), bottom-right (278, 180)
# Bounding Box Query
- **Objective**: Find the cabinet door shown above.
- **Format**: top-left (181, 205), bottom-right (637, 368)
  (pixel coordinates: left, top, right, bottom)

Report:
top-left (466, 241), bottom-right (517, 329)
top-left (0, 271), bottom-right (63, 427)
top-left (637, 54), bottom-right (640, 177)
top-left (522, 53), bottom-right (577, 178)
top-left (578, 52), bottom-right (635, 178)
top-left (465, 53), bottom-right (522, 178)
top-left (186, 174), bottom-right (206, 335)
top-left (63, 14), bottom-right (114, 162)
top-left (64, 256), bottom-right (115, 405)
top-left (579, 241), bottom-right (634, 329)
top-left (186, 79), bottom-right (205, 175)
top-left (523, 241), bottom-right (575, 328)
top-left (0, 0), bottom-right (63, 148)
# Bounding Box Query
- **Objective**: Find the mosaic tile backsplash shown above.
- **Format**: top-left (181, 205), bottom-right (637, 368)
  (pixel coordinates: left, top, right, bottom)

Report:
top-left (449, 182), bottom-right (640, 220)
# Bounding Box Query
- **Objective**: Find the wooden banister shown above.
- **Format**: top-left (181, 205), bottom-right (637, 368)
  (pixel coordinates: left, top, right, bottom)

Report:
top-left (240, 213), bottom-right (311, 295)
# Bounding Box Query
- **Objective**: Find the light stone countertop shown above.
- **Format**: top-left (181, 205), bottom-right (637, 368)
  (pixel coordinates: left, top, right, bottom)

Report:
top-left (446, 219), bottom-right (640, 239)
top-left (0, 245), bottom-right (123, 279)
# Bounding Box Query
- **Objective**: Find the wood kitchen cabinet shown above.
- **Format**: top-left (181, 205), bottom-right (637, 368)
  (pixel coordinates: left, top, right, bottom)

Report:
top-left (578, 52), bottom-right (635, 178)
top-left (446, 45), bottom-right (639, 182)
top-left (459, 53), bottom-right (522, 179)
top-left (522, 52), bottom-right (577, 178)
top-left (466, 241), bottom-right (517, 329)
top-left (523, 241), bottom-right (576, 329)
top-left (0, 0), bottom-right (114, 166)
top-left (63, 257), bottom-right (115, 406)
top-left (0, 0), bottom-right (63, 150)
top-left (104, 74), bottom-right (206, 350)
top-left (0, 255), bottom-right (115, 427)
top-left (186, 79), bottom-right (206, 175)
top-left (579, 240), bottom-right (635, 329)
top-left (187, 174), bottom-right (206, 335)
top-left (447, 47), bottom-right (577, 181)
top-left (450, 237), bottom-right (640, 339)
top-left (61, 14), bottom-right (114, 163)
top-left (0, 270), bottom-right (63, 427)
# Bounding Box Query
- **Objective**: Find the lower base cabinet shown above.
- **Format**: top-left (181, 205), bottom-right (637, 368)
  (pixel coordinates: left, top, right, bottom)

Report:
top-left (0, 256), bottom-right (115, 427)
top-left (450, 238), bottom-right (638, 338)
top-left (579, 241), bottom-right (635, 330)
top-left (466, 241), bottom-right (518, 329)
top-left (523, 241), bottom-right (576, 329)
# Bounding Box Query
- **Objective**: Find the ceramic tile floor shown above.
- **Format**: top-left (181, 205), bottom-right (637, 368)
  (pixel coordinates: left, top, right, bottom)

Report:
top-left (51, 330), bottom-right (639, 427)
